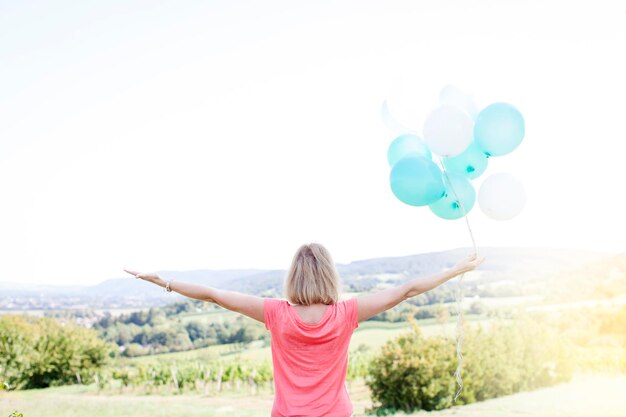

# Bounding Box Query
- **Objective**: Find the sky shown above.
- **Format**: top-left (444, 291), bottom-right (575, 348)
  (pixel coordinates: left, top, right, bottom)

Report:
top-left (1, 0), bottom-right (625, 286)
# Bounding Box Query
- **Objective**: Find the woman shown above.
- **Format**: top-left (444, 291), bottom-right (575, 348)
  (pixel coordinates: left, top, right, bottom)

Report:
top-left (124, 243), bottom-right (484, 417)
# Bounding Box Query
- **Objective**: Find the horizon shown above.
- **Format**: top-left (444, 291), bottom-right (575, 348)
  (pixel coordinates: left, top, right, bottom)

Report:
top-left (2, 245), bottom-right (620, 287)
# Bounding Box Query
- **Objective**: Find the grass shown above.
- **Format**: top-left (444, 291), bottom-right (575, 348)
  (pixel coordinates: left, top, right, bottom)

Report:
top-left (0, 385), bottom-right (273, 417)
top-left (176, 309), bottom-right (237, 325)
top-left (2, 373), bottom-right (625, 417)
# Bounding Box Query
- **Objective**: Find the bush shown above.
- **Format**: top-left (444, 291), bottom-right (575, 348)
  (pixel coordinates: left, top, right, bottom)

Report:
top-left (123, 343), bottom-right (150, 357)
top-left (0, 315), bottom-right (114, 389)
top-left (366, 321), bottom-right (457, 414)
top-left (366, 315), bottom-right (573, 414)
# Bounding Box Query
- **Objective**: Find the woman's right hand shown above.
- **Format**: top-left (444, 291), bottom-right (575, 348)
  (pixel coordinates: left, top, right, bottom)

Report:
top-left (453, 254), bottom-right (485, 273)
top-left (123, 268), bottom-right (166, 287)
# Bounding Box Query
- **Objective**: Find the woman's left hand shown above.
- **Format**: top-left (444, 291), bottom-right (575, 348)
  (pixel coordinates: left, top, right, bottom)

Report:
top-left (123, 268), bottom-right (166, 287)
top-left (453, 254), bottom-right (485, 274)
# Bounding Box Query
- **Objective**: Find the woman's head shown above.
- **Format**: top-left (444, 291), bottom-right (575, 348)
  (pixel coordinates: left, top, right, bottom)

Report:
top-left (284, 243), bottom-right (341, 305)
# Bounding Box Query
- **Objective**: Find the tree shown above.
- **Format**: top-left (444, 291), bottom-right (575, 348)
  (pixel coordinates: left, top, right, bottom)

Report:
top-left (0, 315), bottom-right (114, 389)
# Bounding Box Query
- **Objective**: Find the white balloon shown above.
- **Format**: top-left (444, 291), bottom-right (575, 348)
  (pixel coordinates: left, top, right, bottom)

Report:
top-left (381, 100), bottom-right (419, 136)
top-left (439, 85), bottom-right (480, 120)
top-left (423, 105), bottom-right (473, 157)
top-left (385, 76), bottom-right (440, 132)
top-left (478, 173), bottom-right (526, 220)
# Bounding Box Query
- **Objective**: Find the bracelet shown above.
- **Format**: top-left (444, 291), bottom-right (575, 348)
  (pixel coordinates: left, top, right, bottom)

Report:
top-left (165, 279), bottom-right (173, 293)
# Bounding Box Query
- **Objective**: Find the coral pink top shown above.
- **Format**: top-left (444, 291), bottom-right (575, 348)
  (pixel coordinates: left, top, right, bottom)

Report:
top-left (264, 297), bottom-right (359, 417)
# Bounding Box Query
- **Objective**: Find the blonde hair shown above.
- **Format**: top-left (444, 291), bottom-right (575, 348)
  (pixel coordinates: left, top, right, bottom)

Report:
top-left (284, 243), bottom-right (341, 306)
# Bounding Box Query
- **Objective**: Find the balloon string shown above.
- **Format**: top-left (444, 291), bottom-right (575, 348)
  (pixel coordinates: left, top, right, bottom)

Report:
top-left (438, 158), bottom-right (478, 255)
top-left (436, 157), bottom-right (479, 403)
top-left (453, 272), bottom-right (465, 402)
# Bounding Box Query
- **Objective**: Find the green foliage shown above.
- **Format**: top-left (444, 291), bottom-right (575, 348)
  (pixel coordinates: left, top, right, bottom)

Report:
top-left (96, 358), bottom-right (275, 395)
top-left (368, 302), bottom-right (416, 322)
top-left (409, 285), bottom-right (457, 306)
top-left (95, 307), bottom-right (268, 357)
top-left (346, 345), bottom-right (371, 382)
top-left (366, 315), bottom-right (574, 414)
top-left (91, 342), bottom-right (370, 395)
top-left (366, 321), bottom-right (457, 414)
top-left (0, 315), bottom-right (114, 390)
top-left (365, 283), bottom-right (468, 323)
top-left (457, 316), bottom-right (573, 403)
top-left (469, 300), bottom-right (488, 315)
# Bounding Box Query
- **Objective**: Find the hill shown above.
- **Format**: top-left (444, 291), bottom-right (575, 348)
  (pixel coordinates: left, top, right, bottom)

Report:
top-left (0, 247), bottom-right (614, 310)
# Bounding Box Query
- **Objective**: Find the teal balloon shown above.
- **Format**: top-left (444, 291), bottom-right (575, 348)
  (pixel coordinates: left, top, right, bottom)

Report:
top-left (390, 156), bottom-right (445, 206)
top-left (429, 172), bottom-right (476, 220)
top-left (443, 142), bottom-right (489, 180)
top-left (387, 134), bottom-right (432, 167)
top-left (474, 102), bottom-right (525, 156)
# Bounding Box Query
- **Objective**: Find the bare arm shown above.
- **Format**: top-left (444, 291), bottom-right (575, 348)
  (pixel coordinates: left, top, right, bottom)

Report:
top-left (356, 254), bottom-right (484, 322)
top-left (123, 269), bottom-right (265, 324)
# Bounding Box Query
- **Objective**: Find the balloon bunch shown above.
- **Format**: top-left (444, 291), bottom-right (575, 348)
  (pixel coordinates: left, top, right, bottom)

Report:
top-left (386, 85), bottom-right (526, 221)
top-left (383, 85), bottom-right (527, 402)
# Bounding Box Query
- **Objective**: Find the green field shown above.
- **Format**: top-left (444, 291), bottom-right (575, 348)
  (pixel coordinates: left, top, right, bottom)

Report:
top-left (2, 373), bottom-right (624, 417)
top-left (176, 309), bottom-right (238, 325)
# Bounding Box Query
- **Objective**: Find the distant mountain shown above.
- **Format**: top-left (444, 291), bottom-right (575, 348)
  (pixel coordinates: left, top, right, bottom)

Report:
top-left (1, 247), bottom-right (613, 309)
top-left (336, 247), bottom-right (609, 282)
top-left (84, 269), bottom-right (270, 297)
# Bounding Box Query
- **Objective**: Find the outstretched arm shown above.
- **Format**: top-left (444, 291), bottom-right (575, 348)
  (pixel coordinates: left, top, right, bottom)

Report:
top-left (123, 269), bottom-right (265, 323)
top-left (356, 254), bottom-right (484, 322)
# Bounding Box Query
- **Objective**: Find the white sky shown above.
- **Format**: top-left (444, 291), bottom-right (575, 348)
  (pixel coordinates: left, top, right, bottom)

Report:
top-left (1, 0), bottom-right (625, 286)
